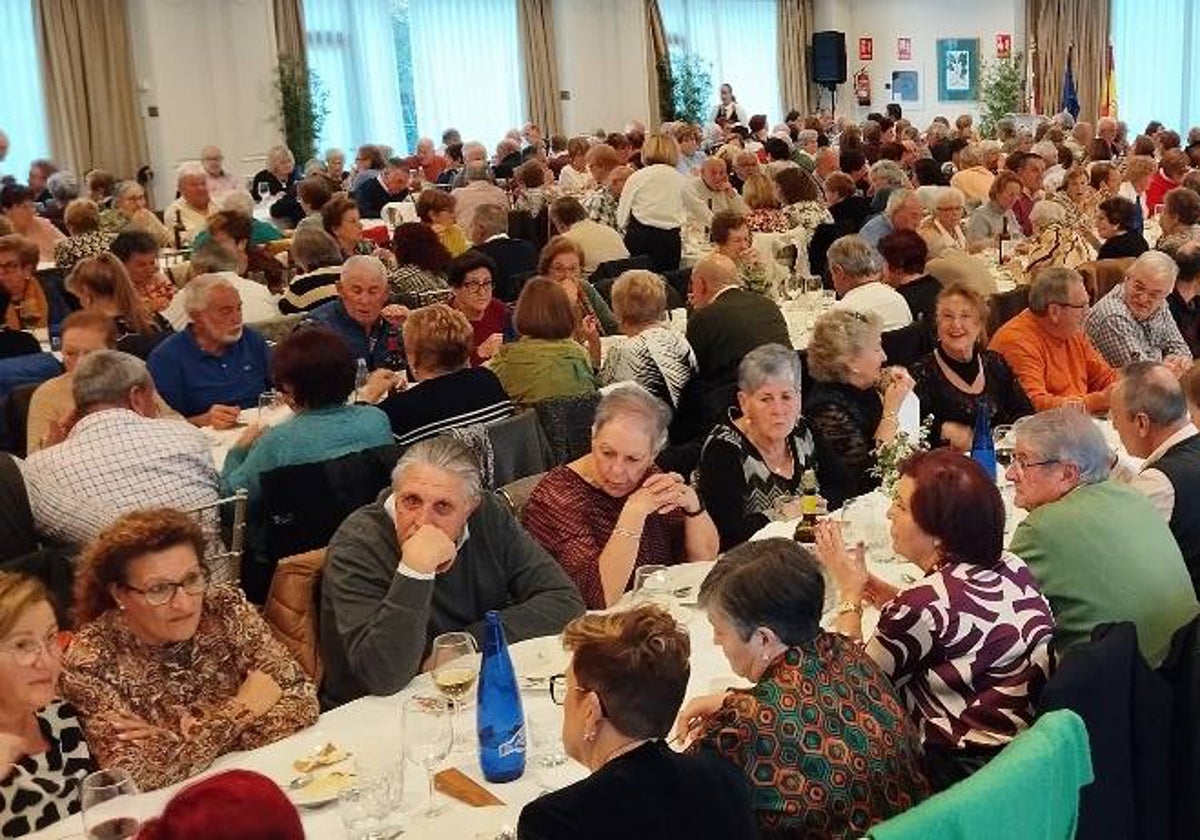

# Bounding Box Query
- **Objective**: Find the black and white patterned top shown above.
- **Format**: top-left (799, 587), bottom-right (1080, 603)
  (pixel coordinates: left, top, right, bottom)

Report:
top-left (598, 326), bottom-right (697, 408)
top-left (1, 700), bottom-right (94, 838)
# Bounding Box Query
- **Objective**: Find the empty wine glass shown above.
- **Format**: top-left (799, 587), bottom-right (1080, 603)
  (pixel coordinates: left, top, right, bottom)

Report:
top-left (402, 696), bottom-right (453, 817)
top-left (430, 631), bottom-right (479, 753)
top-left (81, 769), bottom-right (141, 839)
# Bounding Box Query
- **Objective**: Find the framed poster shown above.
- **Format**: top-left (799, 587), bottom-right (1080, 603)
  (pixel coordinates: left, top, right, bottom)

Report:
top-left (996, 33), bottom-right (1012, 59)
top-left (897, 37), bottom-right (912, 61)
top-left (890, 69), bottom-right (921, 107)
top-left (859, 37), bottom-right (874, 61)
top-left (937, 38), bottom-right (980, 101)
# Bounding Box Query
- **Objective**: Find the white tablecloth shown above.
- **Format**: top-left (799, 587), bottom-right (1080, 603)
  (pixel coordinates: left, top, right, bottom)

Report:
top-left (202, 405), bottom-right (294, 472)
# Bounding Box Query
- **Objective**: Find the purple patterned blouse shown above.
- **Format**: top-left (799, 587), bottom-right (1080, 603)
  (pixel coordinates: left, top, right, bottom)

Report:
top-left (867, 551), bottom-right (1054, 750)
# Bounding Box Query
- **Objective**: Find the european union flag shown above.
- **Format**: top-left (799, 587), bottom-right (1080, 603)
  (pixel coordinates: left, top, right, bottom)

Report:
top-left (1062, 44), bottom-right (1080, 120)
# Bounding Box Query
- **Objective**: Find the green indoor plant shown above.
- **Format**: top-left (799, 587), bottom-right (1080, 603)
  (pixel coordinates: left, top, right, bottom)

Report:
top-left (979, 52), bottom-right (1025, 139)
top-left (273, 56), bottom-right (329, 164)
top-left (667, 47), bottom-right (712, 125)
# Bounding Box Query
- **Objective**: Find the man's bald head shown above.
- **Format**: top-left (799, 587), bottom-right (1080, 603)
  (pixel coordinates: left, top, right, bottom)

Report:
top-left (690, 253), bottom-right (740, 308)
top-left (1112, 360), bottom-right (1191, 458)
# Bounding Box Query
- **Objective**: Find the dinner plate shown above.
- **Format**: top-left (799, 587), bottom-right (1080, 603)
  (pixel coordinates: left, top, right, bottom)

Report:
top-left (287, 767), bottom-right (357, 808)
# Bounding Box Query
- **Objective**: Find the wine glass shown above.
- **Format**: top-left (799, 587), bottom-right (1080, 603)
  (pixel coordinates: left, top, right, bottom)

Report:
top-left (81, 769), bottom-right (141, 839)
top-left (430, 631), bottom-right (479, 752)
top-left (257, 182), bottom-right (272, 204)
top-left (993, 424), bottom-right (1015, 469)
top-left (402, 696), bottom-right (453, 817)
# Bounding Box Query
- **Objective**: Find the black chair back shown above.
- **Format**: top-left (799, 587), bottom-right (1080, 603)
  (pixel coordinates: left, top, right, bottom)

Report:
top-left (590, 255), bottom-right (654, 304)
top-left (881, 321), bottom-right (935, 369)
top-left (507, 207), bottom-right (550, 253)
top-left (661, 267), bottom-right (692, 304)
top-left (534, 392), bottom-right (601, 466)
top-left (1159, 616), bottom-right (1200, 839)
top-left (1, 383), bottom-right (38, 457)
top-left (987, 286), bottom-right (1030, 336)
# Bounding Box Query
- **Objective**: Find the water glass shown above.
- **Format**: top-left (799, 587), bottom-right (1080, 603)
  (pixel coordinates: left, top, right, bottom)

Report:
top-left (526, 703), bottom-right (568, 768)
top-left (633, 565), bottom-right (671, 606)
top-left (338, 761), bottom-right (406, 840)
top-left (81, 769), bottom-right (141, 840)
top-left (402, 696), bottom-right (453, 816)
top-left (257, 390), bottom-right (282, 423)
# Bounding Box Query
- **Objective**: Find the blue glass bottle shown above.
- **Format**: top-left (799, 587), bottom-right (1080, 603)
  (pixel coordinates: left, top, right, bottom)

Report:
top-left (476, 611), bottom-right (526, 782)
top-left (970, 400), bottom-right (997, 480)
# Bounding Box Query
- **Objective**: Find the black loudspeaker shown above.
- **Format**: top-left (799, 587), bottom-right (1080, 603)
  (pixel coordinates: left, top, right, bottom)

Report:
top-left (812, 31), bottom-right (847, 85)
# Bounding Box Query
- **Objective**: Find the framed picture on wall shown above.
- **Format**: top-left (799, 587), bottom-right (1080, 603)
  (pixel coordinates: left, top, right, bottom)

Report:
top-left (937, 38), bottom-right (980, 101)
top-left (897, 37), bottom-right (912, 61)
top-left (890, 69), bottom-right (921, 107)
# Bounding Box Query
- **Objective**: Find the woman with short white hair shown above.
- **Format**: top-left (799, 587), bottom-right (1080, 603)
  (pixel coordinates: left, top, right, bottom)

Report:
top-left (1020, 199), bottom-right (1092, 285)
top-left (251, 145), bottom-right (302, 228)
top-left (917, 186), bottom-right (969, 257)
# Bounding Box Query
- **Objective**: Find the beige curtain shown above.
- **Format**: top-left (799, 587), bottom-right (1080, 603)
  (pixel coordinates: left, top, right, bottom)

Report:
top-left (273, 0), bottom-right (308, 65)
top-left (1026, 0), bottom-right (1110, 124)
top-left (517, 0), bottom-right (562, 137)
top-left (777, 0), bottom-right (813, 117)
top-left (645, 0), bottom-right (672, 127)
top-left (35, 0), bottom-right (147, 179)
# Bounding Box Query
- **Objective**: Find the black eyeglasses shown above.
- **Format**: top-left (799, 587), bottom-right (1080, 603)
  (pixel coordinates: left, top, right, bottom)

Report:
top-left (1012, 456), bottom-right (1060, 472)
top-left (1051, 299), bottom-right (1089, 310)
top-left (549, 674), bottom-right (606, 714)
top-left (123, 569), bottom-right (208, 606)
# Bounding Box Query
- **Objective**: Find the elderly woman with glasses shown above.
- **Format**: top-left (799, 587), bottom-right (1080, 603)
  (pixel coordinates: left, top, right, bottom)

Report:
top-left (446, 249), bottom-right (511, 365)
top-left (909, 284), bottom-right (1033, 451)
top-left (816, 450), bottom-right (1054, 788)
top-left (1005, 409), bottom-right (1198, 667)
top-left (674, 539), bottom-right (927, 837)
top-left (697, 344), bottom-right (849, 551)
top-left (917, 186), bottom-right (969, 257)
top-left (60, 509), bottom-right (319, 792)
top-left (523, 385), bottom-right (718, 609)
top-left (519, 606), bottom-right (756, 839)
top-left (0, 573), bottom-right (94, 836)
top-left (99, 181), bottom-right (172, 247)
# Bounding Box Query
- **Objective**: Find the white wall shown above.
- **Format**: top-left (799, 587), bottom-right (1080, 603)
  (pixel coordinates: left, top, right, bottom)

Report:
top-left (127, 0), bottom-right (282, 208)
top-left (553, 0), bottom-right (651, 136)
top-left (835, 0), bottom-right (1024, 124)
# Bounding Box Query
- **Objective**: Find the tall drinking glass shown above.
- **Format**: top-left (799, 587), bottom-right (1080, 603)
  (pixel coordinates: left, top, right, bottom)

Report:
top-left (402, 696), bottom-right (453, 817)
top-left (81, 769), bottom-right (141, 840)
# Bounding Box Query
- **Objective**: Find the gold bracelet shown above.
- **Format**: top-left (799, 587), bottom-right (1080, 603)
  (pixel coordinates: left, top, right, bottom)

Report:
top-left (834, 599), bottom-right (863, 616)
top-left (612, 526), bottom-right (643, 541)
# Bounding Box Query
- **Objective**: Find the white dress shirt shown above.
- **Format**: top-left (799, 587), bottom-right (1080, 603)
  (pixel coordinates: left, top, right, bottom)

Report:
top-left (833, 281), bottom-right (914, 332)
top-left (1120, 423), bottom-right (1200, 520)
top-left (616, 164), bottom-right (686, 231)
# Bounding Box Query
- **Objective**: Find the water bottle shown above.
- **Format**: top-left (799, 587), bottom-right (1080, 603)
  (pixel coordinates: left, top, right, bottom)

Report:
top-left (969, 400), bottom-right (997, 481)
top-left (354, 358), bottom-right (369, 402)
top-left (476, 611), bottom-right (526, 783)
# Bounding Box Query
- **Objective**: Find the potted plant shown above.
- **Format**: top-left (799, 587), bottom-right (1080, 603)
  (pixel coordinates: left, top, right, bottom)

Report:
top-left (273, 56), bottom-right (329, 164)
top-left (979, 52), bottom-right (1024, 139)
top-left (667, 46), bottom-right (712, 125)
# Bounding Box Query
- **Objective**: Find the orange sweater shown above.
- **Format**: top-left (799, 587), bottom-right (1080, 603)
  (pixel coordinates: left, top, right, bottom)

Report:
top-left (989, 309), bottom-right (1117, 413)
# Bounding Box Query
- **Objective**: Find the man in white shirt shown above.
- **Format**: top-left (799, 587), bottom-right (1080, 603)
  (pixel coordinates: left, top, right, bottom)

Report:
top-left (828, 234), bottom-right (913, 331)
top-left (200, 145), bottom-right (241, 201)
top-left (23, 349), bottom-right (224, 573)
top-left (549, 196), bottom-right (629, 276)
top-left (684, 158), bottom-right (748, 229)
top-left (165, 163), bottom-right (217, 245)
top-left (451, 163), bottom-right (508, 230)
top-left (1111, 361), bottom-right (1200, 592)
top-left (162, 241), bottom-right (279, 330)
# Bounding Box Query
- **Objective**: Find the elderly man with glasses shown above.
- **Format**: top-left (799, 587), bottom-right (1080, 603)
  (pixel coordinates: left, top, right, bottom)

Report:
top-left (1085, 250), bottom-right (1192, 372)
top-left (990, 266), bottom-right (1118, 412)
top-left (1007, 408), bottom-right (1198, 666)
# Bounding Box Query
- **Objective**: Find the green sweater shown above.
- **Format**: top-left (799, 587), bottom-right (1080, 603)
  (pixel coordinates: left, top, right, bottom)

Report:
top-left (1009, 480), bottom-right (1199, 666)
top-left (489, 337), bottom-right (598, 405)
top-left (220, 404), bottom-right (394, 553)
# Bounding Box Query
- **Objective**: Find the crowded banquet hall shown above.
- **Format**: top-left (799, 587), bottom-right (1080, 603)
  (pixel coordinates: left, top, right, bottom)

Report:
top-left (5, 0), bottom-right (1200, 836)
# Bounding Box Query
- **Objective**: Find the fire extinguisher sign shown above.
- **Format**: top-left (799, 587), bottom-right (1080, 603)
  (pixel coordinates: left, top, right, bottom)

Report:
top-left (855, 70), bottom-right (871, 106)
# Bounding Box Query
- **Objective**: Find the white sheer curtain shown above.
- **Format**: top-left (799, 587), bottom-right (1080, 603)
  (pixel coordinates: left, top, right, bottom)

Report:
top-left (1111, 0), bottom-right (1200, 134)
top-left (0, 0), bottom-right (50, 180)
top-left (659, 0), bottom-right (781, 125)
top-left (408, 0), bottom-right (523, 147)
top-left (304, 0), bottom-right (405, 153)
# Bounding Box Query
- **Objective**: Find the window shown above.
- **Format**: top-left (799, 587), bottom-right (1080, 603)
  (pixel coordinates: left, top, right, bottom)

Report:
top-left (0, 0), bottom-right (51, 181)
top-left (659, 0), bottom-right (781, 126)
top-left (303, 0), bottom-right (523, 156)
top-left (1111, 0), bottom-right (1200, 134)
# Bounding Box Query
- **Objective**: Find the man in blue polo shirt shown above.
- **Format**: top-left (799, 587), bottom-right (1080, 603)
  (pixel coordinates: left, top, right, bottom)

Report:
top-left (148, 274), bottom-right (270, 428)
top-left (302, 255), bottom-right (408, 373)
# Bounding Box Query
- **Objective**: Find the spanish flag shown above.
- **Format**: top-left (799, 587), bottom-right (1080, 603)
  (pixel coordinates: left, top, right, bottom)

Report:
top-left (1100, 41), bottom-right (1117, 118)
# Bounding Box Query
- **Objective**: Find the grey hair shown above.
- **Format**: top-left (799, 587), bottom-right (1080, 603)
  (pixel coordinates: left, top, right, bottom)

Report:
top-left (797, 129), bottom-right (818, 145)
top-left (72, 350), bottom-right (152, 411)
top-left (1028, 266), bottom-right (1085, 314)
top-left (869, 160), bottom-right (909, 190)
top-left (462, 141), bottom-right (488, 160)
top-left (176, 162), bottom-right (206, 184)
top-left (1116, 361), bottom-right (1188, 426)
top-left (113, 180), bottom-right (143, 202)
top-left (807, 308), bottom-right (883, 382)
top-left (464, 163), bottom-right (492, 183)
top-left (1029, 200), bottom-right (1066, 232)
top-left (934, 186), bottom-right (966, 208)
top-left (472, 204), bottom-right (509, 237)
top-left (738, 343), bottom-right (802, 394)
top-left (291, 228), bottom-right (343, 272)
top-left (325, 147), bottom-right (345, 162)
top-left (217, 189), bottom-right (255, 216)
top-left (826, 234), bottom-right (881, 279)
top-left (592, 383), bottom-right (671, 454)
top-left (265, 144), bottom-right (295, 169)
top-left (47, 171), bottom-right (80, 202)
top-left (182, 273), bottom-right (236, 313)
top-left (1129, 249), bottom-right (1180, 286)
top-left (342, 254), bottom-right (388, 283)
top-left (884, 188), bottom-right (918, 220)
top-left (1013, 408), bottom-right (1111, 485)
top-left (392, 436), bottom-right (483, 500)
top-left (189, 241), bottom-right (239, 275)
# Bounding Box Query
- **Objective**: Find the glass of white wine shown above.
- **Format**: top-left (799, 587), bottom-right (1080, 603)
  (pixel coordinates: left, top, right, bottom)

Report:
top-left (430, 631), bottom-right (479, 753)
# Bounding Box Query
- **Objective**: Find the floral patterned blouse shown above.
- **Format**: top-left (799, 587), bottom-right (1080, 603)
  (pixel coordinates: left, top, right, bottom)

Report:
top-left (60, 585), bottom-right (319, 792)
top-left (690, 635), bottom-right (928, 839)
top-left (746, 207), bottom-right (791, 234)
top-left (132, 271), bottom-right (178, 314)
